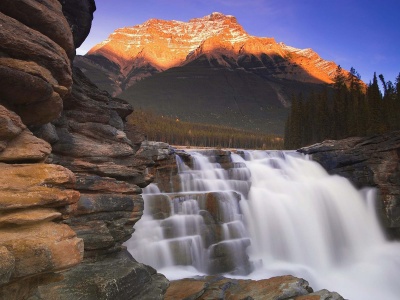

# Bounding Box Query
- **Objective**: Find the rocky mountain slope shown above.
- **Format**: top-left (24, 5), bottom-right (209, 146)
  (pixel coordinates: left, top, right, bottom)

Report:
top-left (76, 12), bottom-right (348, 134)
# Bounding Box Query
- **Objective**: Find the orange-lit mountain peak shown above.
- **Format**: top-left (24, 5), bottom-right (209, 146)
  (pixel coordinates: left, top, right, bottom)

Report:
top-left (86, 13), bottom-right (349, 89)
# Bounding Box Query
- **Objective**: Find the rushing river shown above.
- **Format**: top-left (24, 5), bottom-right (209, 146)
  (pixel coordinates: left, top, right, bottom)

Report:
top-left (125, 150), bottom-right (400, 300)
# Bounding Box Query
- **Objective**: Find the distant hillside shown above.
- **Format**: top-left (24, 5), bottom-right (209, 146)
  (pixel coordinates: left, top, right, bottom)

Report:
top-left (75, 12), bottom-right (355, 135)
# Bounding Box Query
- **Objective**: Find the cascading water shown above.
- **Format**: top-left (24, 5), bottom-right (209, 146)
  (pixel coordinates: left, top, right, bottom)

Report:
top-left (125, 150), bottom-right (400, 300)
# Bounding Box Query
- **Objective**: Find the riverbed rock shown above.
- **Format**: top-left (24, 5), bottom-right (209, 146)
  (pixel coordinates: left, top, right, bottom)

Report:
top-left (165, 275), bottom-right (343, 300)
top-left (37, 250), bottom-right (169, 300)
top-left (299, 131), bottom-right (400, 239)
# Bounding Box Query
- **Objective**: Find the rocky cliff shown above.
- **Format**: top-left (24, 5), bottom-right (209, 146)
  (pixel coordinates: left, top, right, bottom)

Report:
top-left (299, 131), bottom-right (400, 239)
top-left (0, 0), bottom-right (167, 299)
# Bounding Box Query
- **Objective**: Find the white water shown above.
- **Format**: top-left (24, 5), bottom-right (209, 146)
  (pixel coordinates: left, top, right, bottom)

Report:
top-left (126, 150), bottom-right (400, 300)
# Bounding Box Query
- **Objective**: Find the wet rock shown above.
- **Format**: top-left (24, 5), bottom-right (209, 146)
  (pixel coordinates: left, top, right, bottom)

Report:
top-left (37, 250), bottom-right (169, 300)
top-left (205, 191), bottom-right (241, 223)
top-left (299, 131), bottom-right (400, 239)
top-left (164, 275), bottom-right (335, 300)
top-left (294, 289), bottom-right (344, 300)
top-left (146, 194), bottom-right (172, 219)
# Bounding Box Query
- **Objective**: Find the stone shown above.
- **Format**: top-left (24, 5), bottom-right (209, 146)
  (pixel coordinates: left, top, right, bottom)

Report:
top-left (31, 123), bottom-right (60, 145)
top-left (74, 174), bottom-right (142, 194)
top-left (205, 191), bottom-right (241, 223)
top-left (0, 0), bottom-right (74, 58)
top-left (0, 222), bottom-right (83, 279)
top-left (0, 105), bottom-right (25, 142)
top-left (37, 250), bottom-right (169, 300)
top-left (299, 131), bottom-right (400, 238)
top-left (165, 275), bottom-right (322, 300)
top-left (145, 194), bottom-right (172, 220)
top-left (0, 163), bottom-right (79, 210)
top-left (208, 239), bottom-right (252, 275)
top-left (0, 246), bottom-right (14, 285)
top-left (0, 129), bottom-right (51, 163)
top-left (58, 0), bottom-right (96, 49)
top-left (0, 12), bottom-right (72, 90)
top-left (294, 289), bottom-right (344, 300)
top-left (75, 193), bottom-right (135, 215)
top-left (0, 208), bottom-right (61, 227)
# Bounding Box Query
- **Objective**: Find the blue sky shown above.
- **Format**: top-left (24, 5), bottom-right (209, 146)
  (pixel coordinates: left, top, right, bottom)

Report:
top-left (78, 0), bottom-right (400, 84)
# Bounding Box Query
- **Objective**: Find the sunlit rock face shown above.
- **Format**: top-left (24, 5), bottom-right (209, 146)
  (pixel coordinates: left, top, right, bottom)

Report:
top-left (0, 0), bottom-right (169, 299)
top-left (81, 12), bottom-right (343, 93)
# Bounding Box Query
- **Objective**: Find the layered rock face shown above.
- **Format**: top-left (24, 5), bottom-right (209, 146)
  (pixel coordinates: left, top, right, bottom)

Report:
top-left (0, 0), bottom-right (168, 299)
top-left (299, 131), bottom-right (400, 239)
top-left (165, 275), bottom-right (344, 300)
top-left (0, 0), bottom-right (82, 298)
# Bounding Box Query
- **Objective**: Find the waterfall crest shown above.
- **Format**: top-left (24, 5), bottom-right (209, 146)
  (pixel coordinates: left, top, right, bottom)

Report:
top-left (125, 150), bottom-right (400, 300)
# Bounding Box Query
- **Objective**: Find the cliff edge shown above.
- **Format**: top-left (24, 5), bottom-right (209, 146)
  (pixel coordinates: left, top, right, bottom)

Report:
top-left (0, 0), bottom-right (168, 299)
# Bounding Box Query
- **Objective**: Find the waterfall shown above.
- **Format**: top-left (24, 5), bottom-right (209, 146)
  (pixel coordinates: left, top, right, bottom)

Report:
top-left (125, 150), bottom-right (400, 300)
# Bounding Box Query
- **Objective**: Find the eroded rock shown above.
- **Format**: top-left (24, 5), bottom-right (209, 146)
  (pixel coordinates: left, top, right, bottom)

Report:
top-left (164, 275), bottom-right (344, 300)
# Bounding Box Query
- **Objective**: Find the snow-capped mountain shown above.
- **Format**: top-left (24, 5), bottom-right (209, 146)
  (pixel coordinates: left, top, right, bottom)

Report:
top-left (75, 12), bottom-right (351, 134)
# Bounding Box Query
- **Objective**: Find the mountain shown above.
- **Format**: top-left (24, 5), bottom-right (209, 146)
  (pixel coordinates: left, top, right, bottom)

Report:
top-left (76, 12), bottom-right (350, 135)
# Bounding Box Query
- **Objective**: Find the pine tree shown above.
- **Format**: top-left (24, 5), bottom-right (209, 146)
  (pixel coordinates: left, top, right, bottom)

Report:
top-left (367, 73), bottom-right (384, 134)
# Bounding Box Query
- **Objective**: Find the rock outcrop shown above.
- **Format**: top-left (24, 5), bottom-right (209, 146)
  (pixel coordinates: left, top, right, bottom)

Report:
top-left (299, 131), bottom-right (400, 239)
top-left (0, 0), bottom-right (168, 299)
top-left (165, 275), bottom-right (344, 300)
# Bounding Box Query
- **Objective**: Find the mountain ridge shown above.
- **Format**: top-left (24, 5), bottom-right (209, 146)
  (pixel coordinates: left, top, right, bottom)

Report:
top-left (76, 12), bottom-right (353, 134)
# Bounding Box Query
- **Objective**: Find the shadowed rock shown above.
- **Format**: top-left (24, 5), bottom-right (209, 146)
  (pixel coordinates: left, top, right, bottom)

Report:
top-left (299, 131), bottom-right (400, 239)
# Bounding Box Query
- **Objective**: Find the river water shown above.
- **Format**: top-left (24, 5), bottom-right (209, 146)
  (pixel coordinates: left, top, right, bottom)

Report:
top-left (125, 150), bottom-right (400, 300)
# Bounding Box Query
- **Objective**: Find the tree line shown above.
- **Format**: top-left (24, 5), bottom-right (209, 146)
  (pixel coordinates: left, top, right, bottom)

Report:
top-left (127, 110), bottom-right (284, 150)
top-left (284, 66), bottom-right (400, 149)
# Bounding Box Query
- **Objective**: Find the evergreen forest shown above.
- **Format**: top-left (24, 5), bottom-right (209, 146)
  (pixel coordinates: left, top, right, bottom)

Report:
top-left (284, 67), bottom-right (400, 149)
top-left (127, 110), bottom-right (284, 149)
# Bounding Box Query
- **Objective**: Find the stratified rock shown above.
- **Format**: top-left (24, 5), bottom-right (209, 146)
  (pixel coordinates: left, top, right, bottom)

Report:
top-left (0, 130), bottom-right (51, 163)
top-left (164, 275), bottom-right (341, 300)
top-left (0, 14), bottom-right (71, 89)
top-left (0, 105), bottom-right (25, 151)
top-left (0, 163), bottom-right (79, 210)
top-left (0, 208), bottom-right (61, 226)
top-left (58, 0), bottom-right (96, 49)
top-left (0, 11), bottom-right (72, 126)
top-left (0, 0), bottom-right (75, 58)
top-left (294, 289), bottom-right (344, 300)
top-left (37, 250), bottom-right (169, 300)
top-left (0, 222), bottom-right (83, 279)
top-left (299, 131), bottom-right (400, 239)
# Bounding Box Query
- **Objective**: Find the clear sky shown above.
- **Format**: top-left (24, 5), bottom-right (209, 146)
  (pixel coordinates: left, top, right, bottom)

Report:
top-left (78, 0), bottom-right (400, 84)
